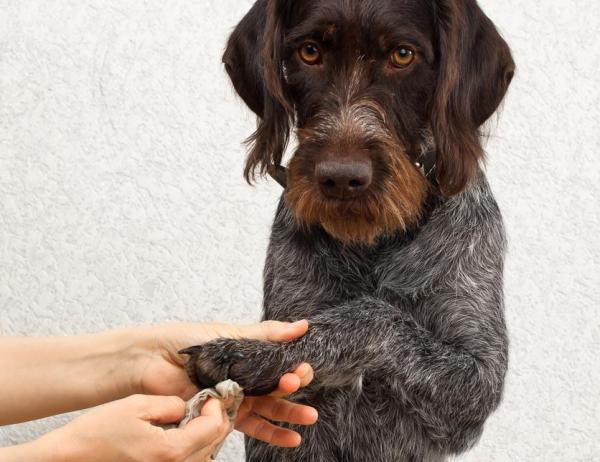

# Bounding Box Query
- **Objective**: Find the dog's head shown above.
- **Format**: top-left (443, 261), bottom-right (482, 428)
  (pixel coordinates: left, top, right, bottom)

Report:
top-left (224, 0), bottom-right (514, 245)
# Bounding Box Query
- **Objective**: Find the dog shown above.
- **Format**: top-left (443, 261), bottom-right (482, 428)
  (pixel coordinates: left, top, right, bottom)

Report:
top-left (181, 0), bottom-right (515, 460)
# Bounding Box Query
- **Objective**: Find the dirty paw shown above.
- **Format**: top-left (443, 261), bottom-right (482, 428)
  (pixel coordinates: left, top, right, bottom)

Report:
top-left (180, 338), bottom-right (293, 396)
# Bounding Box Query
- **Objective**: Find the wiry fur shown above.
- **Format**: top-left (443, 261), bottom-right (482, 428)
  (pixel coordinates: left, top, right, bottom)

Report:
top-left (183, 0), bottom-right (514, 460)
top-left (286, 89), bottom-right (429, 244)
top-left (186, 174), bottom-right (508, 460)
top-left (253, 172), bottom-right (508, 461)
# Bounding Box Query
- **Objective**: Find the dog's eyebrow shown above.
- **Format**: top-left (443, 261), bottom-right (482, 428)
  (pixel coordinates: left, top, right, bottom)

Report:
top-left (285, 18), bottom-right (342, 46)
top-left (284, 4), bottom-right (350, 45)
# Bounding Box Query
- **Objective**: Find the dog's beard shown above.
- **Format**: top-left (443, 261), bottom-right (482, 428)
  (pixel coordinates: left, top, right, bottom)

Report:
top-left (285, 139), bottom-right (429, 246)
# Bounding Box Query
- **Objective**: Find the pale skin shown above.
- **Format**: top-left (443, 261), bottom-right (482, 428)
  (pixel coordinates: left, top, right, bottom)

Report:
top-left (0, 320), bottom-right (318, 462)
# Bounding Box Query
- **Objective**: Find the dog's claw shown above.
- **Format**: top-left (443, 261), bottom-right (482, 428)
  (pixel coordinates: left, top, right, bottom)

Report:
top-left (179, 346), bottom-right (203, 355)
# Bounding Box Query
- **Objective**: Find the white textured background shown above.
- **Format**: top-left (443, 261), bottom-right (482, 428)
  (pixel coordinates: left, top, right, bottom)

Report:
top-left (0, 1), bottom-right (598, 460)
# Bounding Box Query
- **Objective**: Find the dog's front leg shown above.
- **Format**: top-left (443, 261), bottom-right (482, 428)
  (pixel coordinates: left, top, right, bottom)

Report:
top-left (183, 292), bottom-right (507, 454)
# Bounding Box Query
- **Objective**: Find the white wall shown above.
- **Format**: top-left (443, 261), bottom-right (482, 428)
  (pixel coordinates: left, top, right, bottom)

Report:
top-left (0, 1), bottom-right (598, 460)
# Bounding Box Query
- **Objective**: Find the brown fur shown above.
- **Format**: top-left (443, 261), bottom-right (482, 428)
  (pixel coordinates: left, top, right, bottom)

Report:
top-left (223, 0), bottom-right (515, 243)
top-left (286, 112), bottom-right (429, 244)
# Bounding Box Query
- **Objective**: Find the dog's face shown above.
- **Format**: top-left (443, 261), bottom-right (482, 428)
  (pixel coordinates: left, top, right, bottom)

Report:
top-left (224, 0), bottom-right (514, 244)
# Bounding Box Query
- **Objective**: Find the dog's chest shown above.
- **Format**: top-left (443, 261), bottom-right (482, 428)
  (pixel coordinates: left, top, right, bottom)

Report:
top-left (263, 225), bottom-right (416, 320)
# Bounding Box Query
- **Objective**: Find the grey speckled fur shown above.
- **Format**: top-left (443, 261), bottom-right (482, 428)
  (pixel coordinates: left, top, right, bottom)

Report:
top-left (240, 171), bottom-right (508, 461)
top-left (176, 3), bottom-right (514, 458)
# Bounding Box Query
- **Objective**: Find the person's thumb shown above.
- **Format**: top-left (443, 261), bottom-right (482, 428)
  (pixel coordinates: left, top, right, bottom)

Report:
top-left (132, 395), bottom-right (187, 425)
top-left (167, 398), bottom-right (229, 456)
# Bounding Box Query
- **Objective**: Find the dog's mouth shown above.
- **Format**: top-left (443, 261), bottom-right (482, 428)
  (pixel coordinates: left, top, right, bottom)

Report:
top-left (316, 194), bottom-right (372, 215)
top-left (282, 131), bottom-right (430, 244)
top-left (284, 160), bottom-right (429, 245)
top-left (284, 180), bottom-right (386, 245)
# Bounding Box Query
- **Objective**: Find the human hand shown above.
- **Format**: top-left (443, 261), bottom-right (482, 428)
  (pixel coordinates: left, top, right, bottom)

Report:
top-left (130, 320), bottom-right (311, 400)
top-left (31, 395), bottom-right (230, 462)
top-left (235, 362), bottom-right (318, 447)
top-left (0, 320), bottom-right (315, 431)
top-left (115, 319), bottom-right (317, 447)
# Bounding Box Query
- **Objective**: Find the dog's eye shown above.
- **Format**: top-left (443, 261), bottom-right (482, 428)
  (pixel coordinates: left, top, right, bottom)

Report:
top-left (390, 46), bottom-right (415, 68)
top-left (298, 42), bottom-right (322, 65)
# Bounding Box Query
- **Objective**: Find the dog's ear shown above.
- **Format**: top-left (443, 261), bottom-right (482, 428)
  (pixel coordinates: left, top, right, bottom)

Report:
top-left (223, 0), bottom-right (294, 183)
top-left (432, 0), bottom-right (515, 196)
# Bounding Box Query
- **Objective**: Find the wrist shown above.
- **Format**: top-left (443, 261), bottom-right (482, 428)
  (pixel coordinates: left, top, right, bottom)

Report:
top-left (91, 327), bottom-right (151, 399)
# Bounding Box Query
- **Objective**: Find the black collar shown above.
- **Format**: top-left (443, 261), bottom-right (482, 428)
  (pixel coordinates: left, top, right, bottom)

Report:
top-left (413, 148), bottom-right (438, 185)
top-left (267, 165), bottom-right (289, 188)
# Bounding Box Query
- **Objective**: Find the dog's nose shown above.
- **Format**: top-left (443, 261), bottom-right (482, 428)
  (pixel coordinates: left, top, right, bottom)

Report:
top-left (315, 159), bottom-right (373, 200)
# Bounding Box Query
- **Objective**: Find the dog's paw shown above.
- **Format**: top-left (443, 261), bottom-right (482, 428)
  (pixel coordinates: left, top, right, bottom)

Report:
top-left (180, 338), bottom-right (292, 396)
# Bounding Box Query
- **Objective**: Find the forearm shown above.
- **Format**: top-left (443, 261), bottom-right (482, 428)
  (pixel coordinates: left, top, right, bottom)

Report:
top-left (0, 436), bottom-right (73, 462)
top-left (284, 296), bottom-right (507, 451)
top-left (0, 444), bottom-right (37, 462)
top-left (0, 330), bottom-right (142, 425)
top-left (283, 298), bottom-right (395, 387)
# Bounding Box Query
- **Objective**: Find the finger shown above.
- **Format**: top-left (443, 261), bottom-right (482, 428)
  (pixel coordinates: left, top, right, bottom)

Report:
top-left (241, 320), bottom-right (309, 343)
top-left (274, 372), bottom-right (301, 397)
top-left (200, 397), bottom-right (225, 419)
top-left (173, 399), bottom-right (230, 454)
top-left (271, 363), bottom-right (314, 398)
top-left (236, 414), bottom-right (302, 448)
top-left (248, 396), bottom-right (319, 425)
top-left (294, 363), bottom-right (315, 388)
top-left (135, 395), bottom-right (187, 425)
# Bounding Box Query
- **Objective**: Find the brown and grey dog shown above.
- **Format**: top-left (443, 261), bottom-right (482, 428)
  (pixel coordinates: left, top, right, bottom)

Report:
top-left (181, 0), bottom-right (514, 460)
